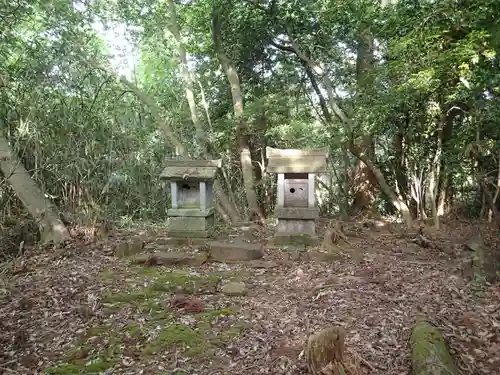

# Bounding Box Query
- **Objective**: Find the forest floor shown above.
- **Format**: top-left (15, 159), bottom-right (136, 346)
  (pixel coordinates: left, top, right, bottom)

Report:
top-left (0, 219), bottom-right (499, 375)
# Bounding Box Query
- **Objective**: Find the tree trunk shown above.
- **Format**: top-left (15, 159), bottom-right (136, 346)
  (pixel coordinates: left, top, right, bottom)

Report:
top-left (212, 7), bottom-right (262, 221)
top-left (430, 106), bottom-right (461, 228)
top-left (352, 25), bottom-right (377, 215)
top-left (0, 135), bottom-right (70, 244)
top-left (437, 175), bottom-right (450, 216)
top-left (394, 117), bottom-right (410, 207)
top-left (351, 135), bottom-right (377, 216)
top-left (480, 177), bottom-right (499, 225)
top-left (350, 144), bottom-right (412, 226)
top-left (489, 153), bottom-right (500, 223)
top-left (167, 0), bottom-right (208, 149)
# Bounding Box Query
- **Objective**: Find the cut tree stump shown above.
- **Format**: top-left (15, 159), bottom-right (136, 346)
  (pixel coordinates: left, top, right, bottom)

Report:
top-left (410, 316), bottom-right (460, 375)
top-left (305, 326), bottom-right (360, 375)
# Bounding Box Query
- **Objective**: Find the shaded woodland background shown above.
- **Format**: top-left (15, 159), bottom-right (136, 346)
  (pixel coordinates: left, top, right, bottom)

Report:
top-left (1, 0), bottom-right (499, 254)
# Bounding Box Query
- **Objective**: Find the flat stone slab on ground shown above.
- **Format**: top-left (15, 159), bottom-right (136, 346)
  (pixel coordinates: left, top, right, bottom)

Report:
top-left (245, 260), bottom-right (279, 269)
top-left (206, 241), bottom-right (264, 262)
top-left (220, 281), bottom-right (247, 296)
top-left (153, 237), bottom-right (209, 246)
top-left (113, 236), bottom-right (145, 257)
top-left (131, 251), bottom-right (207, 266)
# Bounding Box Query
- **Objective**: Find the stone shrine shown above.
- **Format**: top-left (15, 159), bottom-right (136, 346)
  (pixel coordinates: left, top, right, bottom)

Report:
top-left (266, 147), bottom-right (328, 244)
top-left (160, 159), bottom-right (221, 239)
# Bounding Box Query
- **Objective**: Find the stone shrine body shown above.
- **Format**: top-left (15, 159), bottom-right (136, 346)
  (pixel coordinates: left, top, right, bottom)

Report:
top-left (266, 147), bottom-right (328, 245)
top-left (160, 159), bottom-right (221, 239)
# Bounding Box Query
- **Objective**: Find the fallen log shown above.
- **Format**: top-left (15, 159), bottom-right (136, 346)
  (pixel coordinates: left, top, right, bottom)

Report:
top-left (410, 316), bottom-right (461, 375)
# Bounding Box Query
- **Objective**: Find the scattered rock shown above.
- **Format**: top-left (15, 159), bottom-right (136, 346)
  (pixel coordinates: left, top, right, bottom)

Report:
top-left (170, 295), bottom-right (205, 313)
top-left (113, 237), bottom-right (145, 257)
top-left (464, 234), bottom-right (485, 252)
top-left (18, 297), bottom-right (33, 311)
top-left (131, 252), bottom-right (207, 267)
top-left (20, 354), bottom-right (39, 369)
top-left (462, 234), bottom-right (497, 282)
top-left (207, 241), bottom-right (264, 262)
top-left (221, 282), bottom-right (247, 296)
top-left (76, 305), bottom-right (94, 319)
top-left (270, 344), bottom-right (302, 360)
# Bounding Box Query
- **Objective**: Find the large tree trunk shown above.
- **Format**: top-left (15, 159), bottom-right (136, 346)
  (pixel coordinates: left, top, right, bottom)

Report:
top-left (351, 25), bottom-right (378, 216)
top-left (430, 106), bottom-right (461, 228)
top-left (212, 7), bottom-right (262, 222)
top-left (0, 135), bottom-right (70, 244)
top-left (349, 143), bottom-right (412, 226)
top-left (351, 136), bottom-right (377, 216)
top-left (488, 152), bottom-right (500, 223)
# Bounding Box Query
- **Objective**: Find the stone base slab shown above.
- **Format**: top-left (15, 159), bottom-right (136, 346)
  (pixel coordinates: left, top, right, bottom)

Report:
top-left (274, 207), bottom-right (319, 220)
top-left (269, 233), bottom-right (319, 246)
top-left (166, 214), bottom-right (214, 239)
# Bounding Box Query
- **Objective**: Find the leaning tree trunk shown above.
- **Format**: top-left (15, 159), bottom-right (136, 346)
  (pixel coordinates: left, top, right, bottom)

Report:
top-left (0, 135), bottom-right (70, 244)
top-left (212, 7), bottom-right (263, 222)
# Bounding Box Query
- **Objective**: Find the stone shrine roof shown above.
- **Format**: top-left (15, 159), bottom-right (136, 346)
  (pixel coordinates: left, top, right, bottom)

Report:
top-left (266, 147), bottom-right (328, 173)
top-left (160, 159), bottom-right (222, 181)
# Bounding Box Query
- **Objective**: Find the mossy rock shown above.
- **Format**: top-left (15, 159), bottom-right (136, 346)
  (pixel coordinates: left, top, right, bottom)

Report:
top-left (411, 317), bottom-right (460, 375)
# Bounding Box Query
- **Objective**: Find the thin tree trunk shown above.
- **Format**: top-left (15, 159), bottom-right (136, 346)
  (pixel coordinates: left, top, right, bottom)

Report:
top-left (212, 7), bottom-right (262, 221)
top-left (0, 134), bottom-right (70, 244)
top-left (167, 0), bottom-right (208, 148)
top-left (488, 153), bottom-right (500, 223)
top-left (480, 177), bottom-right (499, 225)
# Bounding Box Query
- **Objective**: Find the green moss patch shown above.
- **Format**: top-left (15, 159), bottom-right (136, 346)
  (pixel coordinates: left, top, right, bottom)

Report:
top-left (45, 358), bottom-right (116, 374)
top-left (46, 267), bottom-right (248, 373)
top-left (143, 324), bottom-right (207, 356)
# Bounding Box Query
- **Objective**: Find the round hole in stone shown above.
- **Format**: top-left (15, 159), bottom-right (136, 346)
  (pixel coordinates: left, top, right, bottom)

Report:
top-left (181, 184), bottom-right (191, 190)
top-left (290, 188), bottom-right (296, 193)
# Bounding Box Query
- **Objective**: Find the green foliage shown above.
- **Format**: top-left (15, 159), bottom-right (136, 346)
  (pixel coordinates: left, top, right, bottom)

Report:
top-left (1, 0), bottom-right (500, 233)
